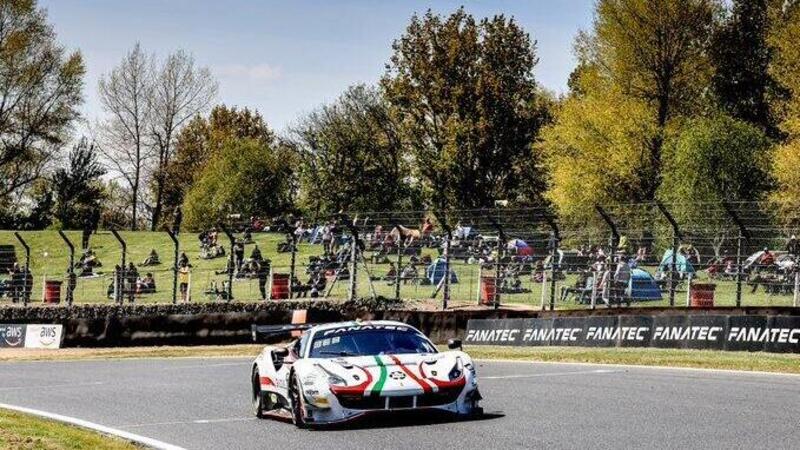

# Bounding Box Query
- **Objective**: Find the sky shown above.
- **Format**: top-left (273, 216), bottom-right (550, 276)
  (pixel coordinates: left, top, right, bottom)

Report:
top-left (41, 0), bottom-right (595, 133)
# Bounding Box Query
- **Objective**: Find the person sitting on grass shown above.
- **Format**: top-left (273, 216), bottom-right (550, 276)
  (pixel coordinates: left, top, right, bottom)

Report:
top-left (141, 249), bottom-right (160, 266)
top-left (137, 272), bottom-right (156, 294)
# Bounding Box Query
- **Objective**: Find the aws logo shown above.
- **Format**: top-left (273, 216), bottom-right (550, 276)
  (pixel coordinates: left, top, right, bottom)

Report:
top-left (37, 326), bottom-right (58, 346)
top-left (0, 325), bottom-right (25, 347)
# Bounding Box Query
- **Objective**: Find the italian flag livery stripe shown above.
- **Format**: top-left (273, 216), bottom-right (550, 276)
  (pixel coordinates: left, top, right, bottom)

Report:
top-left (370, 355), bottom-right (388, 396)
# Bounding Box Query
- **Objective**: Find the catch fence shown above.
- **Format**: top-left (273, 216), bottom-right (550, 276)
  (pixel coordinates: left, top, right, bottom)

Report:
top-left (0, 202), bottom-right (798, 310)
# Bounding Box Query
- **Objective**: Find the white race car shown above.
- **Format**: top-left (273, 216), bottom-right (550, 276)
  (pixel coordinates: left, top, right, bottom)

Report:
top-left (250, 320), bottom-right (482, 428)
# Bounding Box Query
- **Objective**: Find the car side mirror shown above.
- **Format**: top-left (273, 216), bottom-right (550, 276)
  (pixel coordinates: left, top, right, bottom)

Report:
top-left (273, 348), bottom-right (289, 359)
top-left (447, 339), bottom-right (462, 350)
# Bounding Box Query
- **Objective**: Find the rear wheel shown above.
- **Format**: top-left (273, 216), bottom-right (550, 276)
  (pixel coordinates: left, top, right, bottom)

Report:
top-left (252, 367), bottom-right (265, 418)
top-left (288, 373), bottom-right (307, 428)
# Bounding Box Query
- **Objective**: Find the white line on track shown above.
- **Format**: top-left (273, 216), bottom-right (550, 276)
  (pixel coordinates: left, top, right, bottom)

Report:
top-left (0, 381), bottom-right (104, 392)
top-left (118, 417), bottom-right (256, 429)
top-left (0, 402), bottom-right (185, 450)
top-left (481, 368), bottom-right (621, 380)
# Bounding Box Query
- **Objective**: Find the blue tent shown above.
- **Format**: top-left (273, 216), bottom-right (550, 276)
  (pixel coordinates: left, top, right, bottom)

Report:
top-left (426, 258), bottom-right (458, 285)
top-left (628, 268), bottom-right (661, 301)
top-left (657, 250), bottom-right (695, 276)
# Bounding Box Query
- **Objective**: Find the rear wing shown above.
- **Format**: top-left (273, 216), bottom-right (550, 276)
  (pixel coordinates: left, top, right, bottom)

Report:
top-left (251, 323), bottom-right (314, 342)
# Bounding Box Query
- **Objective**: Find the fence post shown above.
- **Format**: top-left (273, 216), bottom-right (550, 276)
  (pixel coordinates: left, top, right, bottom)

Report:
top-left (794, 271), bottom-right (799, 308)
top-left (13, 232), bottom-right (31, 306)
top-left (57, 231), bottom-right (76, 306)
top-left (546, 216), bottom-right (560, 311)
top-left (110, 229), bottom-right (126, 305)
top-left (722, 202), bottom-right (750, 307)
top-left (655, 202), bottom-right (682, 307)
top-left (219, 223), bottom-right (235, 301)
top-left (164, 227), bottom-right (179, 304)
top-left (488, 214), bottom-right (506, 310)
top-left (339, 214), bottom-right (361, 302)
top-left (289, 233), bottom-right (297, 298)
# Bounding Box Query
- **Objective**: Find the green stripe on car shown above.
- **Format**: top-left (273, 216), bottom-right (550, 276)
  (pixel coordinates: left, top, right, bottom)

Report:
top-left (371, 356), bottom-right (387, 396)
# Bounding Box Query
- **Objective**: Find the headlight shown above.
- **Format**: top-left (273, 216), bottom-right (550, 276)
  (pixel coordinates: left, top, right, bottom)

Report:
top-left (315, 364), bottom-right (347, 386)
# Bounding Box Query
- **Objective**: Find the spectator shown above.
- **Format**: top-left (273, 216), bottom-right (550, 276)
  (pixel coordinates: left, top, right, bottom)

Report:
top-left (126, 262), bottom-right (138, 303)
top-left (759, 247), bottom-right (775, 269)
top-left (9, 263), bottom-right (23, 303)
top-left (178, 261), bottom-right (191, 302)
top-left (138, 272), bottom-right (156, 294)
top-left (233, 242), bottom-right (245, 273)
top-left (179, 252), bottom-right (189, 267)
top-left (250, 244), bottom-right (263, 262)
top-left (613, 254), bottom-right (631, 307)
top-left (787, 235), bottom-right (799, 258)
top-left (384, 262), bottom-right (397, 282)
top-left (142, 249), bottom-right (160, 266)
top-left (257, 259), bottom-right (270, 300)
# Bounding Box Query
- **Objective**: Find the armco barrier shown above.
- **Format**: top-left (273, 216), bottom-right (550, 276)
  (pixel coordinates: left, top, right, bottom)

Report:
top-left (465, 314), bottom-right (800, 353)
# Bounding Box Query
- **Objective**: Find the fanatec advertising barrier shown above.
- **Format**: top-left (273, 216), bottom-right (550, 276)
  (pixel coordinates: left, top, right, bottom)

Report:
top-left (465, 315), bottom-right (800, 353)
top-left (0, 324), bottom-right (63, 349)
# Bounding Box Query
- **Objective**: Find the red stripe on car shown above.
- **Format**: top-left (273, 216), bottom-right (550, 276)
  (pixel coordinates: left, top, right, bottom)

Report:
top-left (389, 355), bottom-right (432, 393)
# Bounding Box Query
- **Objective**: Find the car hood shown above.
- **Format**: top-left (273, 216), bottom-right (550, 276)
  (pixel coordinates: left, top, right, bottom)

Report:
top-left (303, 352), bottom-right (469, 397)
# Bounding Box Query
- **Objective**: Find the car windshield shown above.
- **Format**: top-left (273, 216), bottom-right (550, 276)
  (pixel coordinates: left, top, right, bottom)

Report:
top-left (309, 327), bottom-right (436, 358)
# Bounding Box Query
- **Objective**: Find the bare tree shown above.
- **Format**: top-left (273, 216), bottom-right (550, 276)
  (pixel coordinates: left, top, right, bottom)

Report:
top-left (148, 50), bottom-right (217, 230)
top-left (97, 43), bottom-right (153, 230)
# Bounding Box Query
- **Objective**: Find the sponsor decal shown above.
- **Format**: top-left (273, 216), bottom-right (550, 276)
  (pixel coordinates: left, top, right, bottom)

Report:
top-left (23, 324), bottom-right (63, 349)
top-left (465, 316), bottom-right (800, 353)
top-left (321, 324), bottom-right (411, 337)
top-left (389, 371), bottom-right (407, 380)
top-left (0, 324), bottom-right (26, 348)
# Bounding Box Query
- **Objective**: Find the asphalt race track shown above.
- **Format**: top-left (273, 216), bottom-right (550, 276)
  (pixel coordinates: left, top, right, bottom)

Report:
top-left (1, 357), bottom-right (799, 449)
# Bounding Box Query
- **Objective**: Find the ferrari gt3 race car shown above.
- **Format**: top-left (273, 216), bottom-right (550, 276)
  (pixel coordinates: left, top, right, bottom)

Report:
top-left (250, 320), bottom-right (482, 428)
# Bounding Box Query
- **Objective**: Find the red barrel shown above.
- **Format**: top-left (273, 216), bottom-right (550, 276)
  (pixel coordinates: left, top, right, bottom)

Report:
top-left (480, 276), bottom-right (496, 305)
top-left (44, 280), bottom-right (62, 304)
top-left (271, 273), bottom-right (290, 300)
top-left (690, 283), bottom-right (716, 307)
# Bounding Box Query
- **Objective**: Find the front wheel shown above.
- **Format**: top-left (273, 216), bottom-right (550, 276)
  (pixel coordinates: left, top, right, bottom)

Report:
top-left (252, 367), bottom-right (265, 418)
top-left (288, 373), bottom-right (307, 428)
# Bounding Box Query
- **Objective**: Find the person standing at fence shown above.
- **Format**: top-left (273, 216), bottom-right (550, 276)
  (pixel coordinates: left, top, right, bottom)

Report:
top-left (257, 259), bottom-right (270, 300)
top-left (126, 262), bottom-right (138, 303)
top-left (9, 263), bottom-right (23, 303)
top-left (787, 235), bottom-right (799, 258)
top-left (613, 253), bottom-right (631, 307)
top-left (178, 261), bottom-right (191, 302)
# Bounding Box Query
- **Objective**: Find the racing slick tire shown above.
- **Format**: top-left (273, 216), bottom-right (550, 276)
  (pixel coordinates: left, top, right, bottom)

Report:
top-left (252, 367), bottom-right (266, 419)
top-left (288, 372), bottom-right (307, 429)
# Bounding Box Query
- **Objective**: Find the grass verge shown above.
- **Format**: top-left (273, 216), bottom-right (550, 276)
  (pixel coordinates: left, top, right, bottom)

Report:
top-left (0, 409), bottom-right (138, 450)
top-left (3, 344), bottom-right (800, 375)
top-left (464, 345), bottom-right (800, 374)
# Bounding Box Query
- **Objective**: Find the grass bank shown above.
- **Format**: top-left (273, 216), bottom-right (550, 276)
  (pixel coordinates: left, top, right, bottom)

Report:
top-left (0, 409), bottom-right (137, 450)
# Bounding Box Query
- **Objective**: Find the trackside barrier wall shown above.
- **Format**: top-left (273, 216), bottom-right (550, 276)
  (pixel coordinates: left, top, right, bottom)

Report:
top-left (465, 315), bottom-right (800, 353)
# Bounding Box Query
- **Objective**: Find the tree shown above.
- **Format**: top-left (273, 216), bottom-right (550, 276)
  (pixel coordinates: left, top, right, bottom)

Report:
top-left (182, 139), bottom-right (294, 231)
top-left (540, 85), bottom-right (659, 228)
top-left (97, 43), bottom-right (152, 230)
top-left (98, 44), bottom-right (217, 230)
top-left (579, 0), bottom-right (719, 201)
top-left (292, 85), bottom-right (416, 214)
top-left (710, 0), bottom-right (780, 137)
top-left (382, 8), bottom-right (548, 209)
top-left (160, 105), bottom-right (274, 224)
top-left (769, 3), bottom-right (800, 223)
top-left (660, 114), bottom-right (773, 253)
top-left (147, 50), bottom-right (217, 230)
top-left (50, 138), bottom-right (107, 229)
top-left (0, 0), bottom-right (84, 208)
